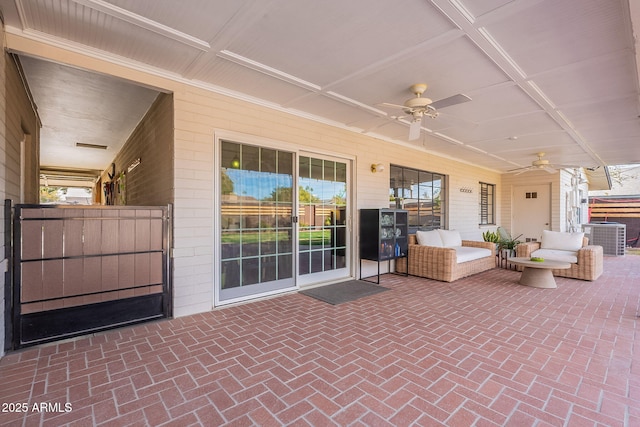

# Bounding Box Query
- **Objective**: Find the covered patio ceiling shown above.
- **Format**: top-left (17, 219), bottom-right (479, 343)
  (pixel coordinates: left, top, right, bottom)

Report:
top-left (1, 0), bottom-right (640, 174)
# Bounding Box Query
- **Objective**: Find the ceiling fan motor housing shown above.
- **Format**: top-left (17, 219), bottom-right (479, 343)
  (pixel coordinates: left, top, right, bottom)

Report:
top-left (379, 82), bottom-right (467, 140)
top-left (404, 97), bottom-right (433, 109)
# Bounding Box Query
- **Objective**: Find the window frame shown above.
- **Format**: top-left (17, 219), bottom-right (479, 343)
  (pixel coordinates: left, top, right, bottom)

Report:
top-left (479, 182), bottom-right (496, 225)
top-left (389, 165), bottom-right (447, 234)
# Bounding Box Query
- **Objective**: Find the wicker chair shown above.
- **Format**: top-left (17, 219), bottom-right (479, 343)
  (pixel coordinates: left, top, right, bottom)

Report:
top-left (396, 234), bottom-right (496, 282)
top-left (515, 238), bottom-right (603, 281)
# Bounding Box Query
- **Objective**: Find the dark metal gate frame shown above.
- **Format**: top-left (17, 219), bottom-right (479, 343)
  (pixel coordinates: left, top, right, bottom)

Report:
top-left (5, 202), bottom-right (172, 350)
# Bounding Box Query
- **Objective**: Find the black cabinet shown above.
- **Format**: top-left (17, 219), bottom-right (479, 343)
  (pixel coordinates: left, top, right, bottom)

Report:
top-left (359, 209), bottom-right (408, 282)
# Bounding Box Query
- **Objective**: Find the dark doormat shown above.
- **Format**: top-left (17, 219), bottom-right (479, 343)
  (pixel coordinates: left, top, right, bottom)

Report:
top-left (299, 280), bottom-right (389, 305)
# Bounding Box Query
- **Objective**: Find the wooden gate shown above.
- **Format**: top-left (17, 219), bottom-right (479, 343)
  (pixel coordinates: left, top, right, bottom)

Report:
top-left (9, 204), bottom-right (172, 349)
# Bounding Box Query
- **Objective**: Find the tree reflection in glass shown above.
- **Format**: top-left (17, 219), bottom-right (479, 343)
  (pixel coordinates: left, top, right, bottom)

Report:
top-left (220, 141), bottom-right (293, 289)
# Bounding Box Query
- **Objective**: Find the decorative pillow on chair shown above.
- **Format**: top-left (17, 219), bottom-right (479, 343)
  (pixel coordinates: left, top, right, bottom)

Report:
top-left (438, 229), bottom-right (463, 248)
top-left (416, 230), bottom-right (443, 247)
top-left (541, 230), bottom-right (584, 251)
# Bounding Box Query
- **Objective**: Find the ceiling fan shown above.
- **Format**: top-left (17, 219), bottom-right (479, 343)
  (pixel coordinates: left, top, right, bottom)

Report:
top-left (379, 83), bottom-right (472, 140)
top-left (508, 152), bottom-right (580, 175)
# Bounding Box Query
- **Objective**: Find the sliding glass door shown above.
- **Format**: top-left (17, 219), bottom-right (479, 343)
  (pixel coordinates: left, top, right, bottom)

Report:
top-left (297, 154), bottom-right (350, 286)
top-left (219, 141), bottom-right (295, 302)
top-left (218, 142), bottom-right (351, 302)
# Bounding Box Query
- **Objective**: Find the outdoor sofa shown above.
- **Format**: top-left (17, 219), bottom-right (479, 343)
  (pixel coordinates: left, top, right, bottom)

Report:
top-left (515, 230), bottom-right (603, 281)
top-left (396, 229), bottom-right (495, 282)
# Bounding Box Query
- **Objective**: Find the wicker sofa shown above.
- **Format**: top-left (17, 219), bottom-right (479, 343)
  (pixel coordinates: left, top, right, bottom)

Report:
top-left (515, 230), bottom-right (603, 281)
top-left (396, 230), bottom-right (495, 282)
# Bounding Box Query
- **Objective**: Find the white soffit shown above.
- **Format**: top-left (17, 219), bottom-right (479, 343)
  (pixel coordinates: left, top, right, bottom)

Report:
top-left (1, 0), bottom-right (639, 172)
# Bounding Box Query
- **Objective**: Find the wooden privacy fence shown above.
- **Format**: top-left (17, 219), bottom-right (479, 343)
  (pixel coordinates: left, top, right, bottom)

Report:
top-left (7, 203), bottom-right (172, 349)
top-left (589, 198), bottom-right (640, 247)
top-left (589, 201), bottom-right (640, 220)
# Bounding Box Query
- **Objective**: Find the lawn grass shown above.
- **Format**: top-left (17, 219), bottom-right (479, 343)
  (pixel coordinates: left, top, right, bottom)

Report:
top-left (221, 229), bottom-right (330, 246)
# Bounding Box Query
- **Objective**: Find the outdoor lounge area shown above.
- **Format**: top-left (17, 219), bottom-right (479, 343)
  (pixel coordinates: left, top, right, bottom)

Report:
top-left (1, 255), bottom-right (638, 426)
top-left (2, 2), bottom-right (640, 426)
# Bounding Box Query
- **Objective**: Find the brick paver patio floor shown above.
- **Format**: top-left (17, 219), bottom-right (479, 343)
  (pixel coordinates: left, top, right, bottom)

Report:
top-left (1, 256), bottom-right (639, 426)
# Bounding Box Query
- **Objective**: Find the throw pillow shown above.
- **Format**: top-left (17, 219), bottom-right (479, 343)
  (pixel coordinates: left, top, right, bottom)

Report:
top-left (416, 230), bottom-right (443, 247)
top-left (438, 229), bottom-right (463, 247)
top-left (541, 230), bottom-right (584, 251)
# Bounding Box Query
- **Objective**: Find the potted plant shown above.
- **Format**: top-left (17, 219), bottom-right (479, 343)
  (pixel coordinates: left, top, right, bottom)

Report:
top-left (498, 233), bottom-right (522, 257)
top-left (482, 230), bottom-right (500, 252)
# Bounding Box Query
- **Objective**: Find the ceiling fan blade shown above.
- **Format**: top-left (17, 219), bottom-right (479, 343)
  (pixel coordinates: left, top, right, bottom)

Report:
top-left (507, 166), bottom-right (532, 174)
top-left (377, 102), bottom-right (407, 110)
top-left (361, 114), bottom-right (410, 133)
top-left (408, 118), bottom-right (422, 140)
top-left (543, 167), bottom-right (558, 174)
top-left (550, 164), bottom-right (582, 169)
top-left (431, 94), bottom-right (471, 110)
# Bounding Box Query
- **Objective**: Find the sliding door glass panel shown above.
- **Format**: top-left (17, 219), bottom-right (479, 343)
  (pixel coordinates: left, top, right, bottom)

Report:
top-left (298, 155), bottom-right (349, 284)
top-left (220, 141), bottom-right (294, 301)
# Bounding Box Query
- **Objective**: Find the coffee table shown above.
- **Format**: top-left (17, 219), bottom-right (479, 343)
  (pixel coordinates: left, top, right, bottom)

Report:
top-left (508, 257), bottom-right (572, 289)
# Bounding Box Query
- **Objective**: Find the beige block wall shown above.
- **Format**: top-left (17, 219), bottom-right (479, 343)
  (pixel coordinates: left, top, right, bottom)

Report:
top-left (5, 33), bottom-right (503, 318)
top-left (100, 92), bottom-right (174, 207)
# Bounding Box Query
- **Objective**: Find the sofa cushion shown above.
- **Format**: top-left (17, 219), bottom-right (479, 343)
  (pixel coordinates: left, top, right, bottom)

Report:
top-left (438, 229), bottom-right (462, 247)
top-left (541, 230), bottom-right (584, 251)
top-left (416, 230), bottom-right (443, 247)
top-left (532, 248), bottom-right (578, 264)
top-left (459, 230), bottom-right (485, 242)
top-left (454, 246), bottom-right (493, 263)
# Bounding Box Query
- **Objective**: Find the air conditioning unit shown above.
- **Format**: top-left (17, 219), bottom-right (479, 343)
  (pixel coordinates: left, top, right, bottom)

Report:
top-left (582, 223), bottom-right (626, 256)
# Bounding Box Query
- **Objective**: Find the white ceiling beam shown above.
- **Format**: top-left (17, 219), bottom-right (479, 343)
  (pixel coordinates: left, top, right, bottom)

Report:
top-left (469, 0), bottom-right (547, 27)
top-left (322, 28), bottom-right (465, 92)
top-left (182, 0), bottom-right (281, 80)
top-left (430, 0), bottom-right (607, 167)
top-left (70, 0), bottom-right (210, 51)
top-left (618, 0), bottom-right (640, 115)
top-left (216, 50), bottom-right (321, 92)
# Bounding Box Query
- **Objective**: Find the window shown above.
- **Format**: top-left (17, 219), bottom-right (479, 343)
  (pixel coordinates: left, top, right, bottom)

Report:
top-left (389, 165), bottom-right (446, 233)
top-left (40, 186), bottom-right (93, 205)
top-left (479, 182), bottom-right (495, 225)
